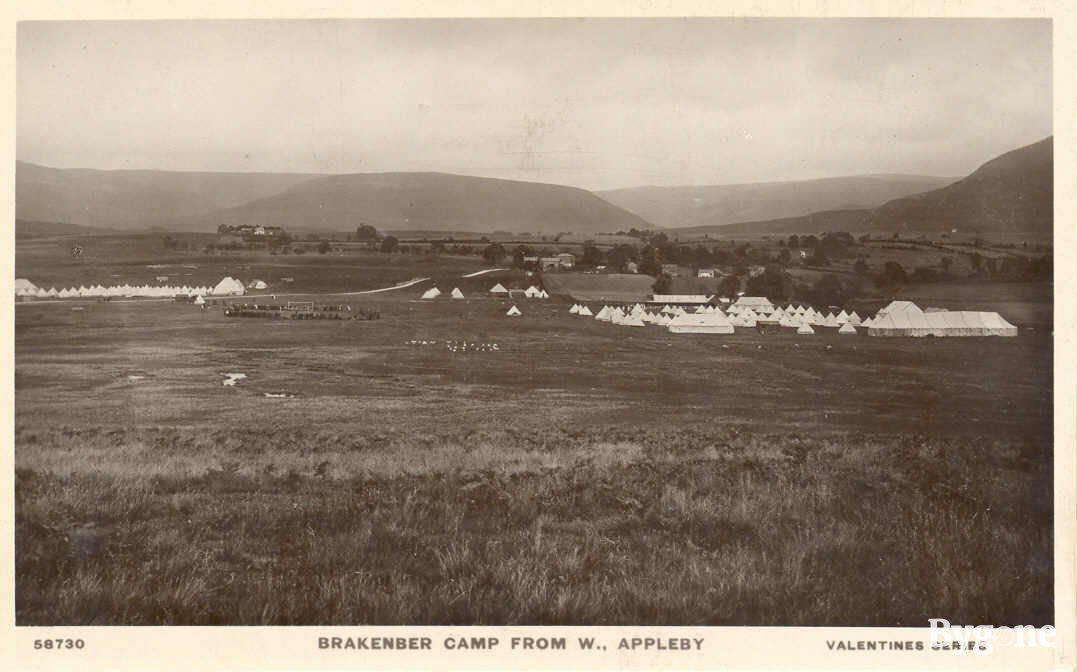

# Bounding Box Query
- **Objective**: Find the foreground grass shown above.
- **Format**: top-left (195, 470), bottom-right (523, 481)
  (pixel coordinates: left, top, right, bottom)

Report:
top-left (15, 426), bottom-right (1051, 625)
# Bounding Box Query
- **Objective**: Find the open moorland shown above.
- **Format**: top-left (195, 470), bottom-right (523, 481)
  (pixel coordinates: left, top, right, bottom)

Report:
top-left (14, 234), bottom-right (1053, 627)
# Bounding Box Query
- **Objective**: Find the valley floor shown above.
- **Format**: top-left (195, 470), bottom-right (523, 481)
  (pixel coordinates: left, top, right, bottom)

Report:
top-left (14, 291), bottom-right (1053, 625)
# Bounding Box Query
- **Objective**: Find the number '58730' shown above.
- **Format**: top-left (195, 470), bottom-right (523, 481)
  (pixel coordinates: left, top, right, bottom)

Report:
top-left (33, 639), bottom-right (84, 650)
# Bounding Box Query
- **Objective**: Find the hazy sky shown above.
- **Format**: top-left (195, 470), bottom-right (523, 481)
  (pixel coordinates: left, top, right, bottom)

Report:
top-left (17, 18), bottom-right (1051, 190)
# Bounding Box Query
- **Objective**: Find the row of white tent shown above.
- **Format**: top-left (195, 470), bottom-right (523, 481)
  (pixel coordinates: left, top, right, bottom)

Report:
top-left (422, 284), bottom-right (551, 300)
top-left (421, 287), bottom-right (466, 299)
top-left (490, 283), bottom-right (549, 298)
top-left (14, 276), bottom-right (255, 299)
top-left (564, 299), bottom-right (1017, 337)
top-left (16, 281), bottom-right (214, 299)
top-left (573, 303), bottom-right (842, 334)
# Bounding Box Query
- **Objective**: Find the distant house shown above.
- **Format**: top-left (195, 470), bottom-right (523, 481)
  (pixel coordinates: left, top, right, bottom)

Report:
top-left (556, 253), bottom-right (575, 268)
top-left (523, 256), bottom-right (539, 264)
top-left (625, 261), bottom-right (639, 273)
top-left (218, 224), bottom-right (288, 239)
top-left (539, 257), bottom-right (562, 271)
top-left (661, 264), bottom-right (680, 277)
top-left (697, 268), bottom-right (716, 278)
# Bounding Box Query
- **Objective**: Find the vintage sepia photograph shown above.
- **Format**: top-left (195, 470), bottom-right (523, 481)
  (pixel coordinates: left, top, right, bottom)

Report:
top-left (13, 16), bottom-right (1055, 631)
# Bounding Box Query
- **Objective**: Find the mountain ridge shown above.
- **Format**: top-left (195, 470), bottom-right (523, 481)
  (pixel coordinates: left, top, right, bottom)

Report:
top-left (598, 174), bottom-right (958, 230)
top-left (664, 137), bottom-right (1053, 238)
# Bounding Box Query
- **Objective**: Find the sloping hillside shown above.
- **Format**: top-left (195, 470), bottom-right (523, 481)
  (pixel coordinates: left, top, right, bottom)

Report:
top-left (14, 219), bottom-right (112, 239)
top-left (865, 137), bottom-right (1052, 236)
top-left (600, 174), bottom-right (955, 230)
top-left (16, 161), bottom-right (321, 230)
top-left (183, 172), bottom-right (653, 235)
top-left (667, 137), bottom-right (1053, 239)
top-left (670, 209), bottom-right (872, 238)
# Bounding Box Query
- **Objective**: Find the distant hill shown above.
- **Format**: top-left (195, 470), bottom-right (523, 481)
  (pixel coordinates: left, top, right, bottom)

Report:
top-left (16, 163), bottom-right (652, 235)
top-left (14, 219), bottom-right (111, 239)
top-left (180, 172), bottom-right (653, 235)
top-left (865, 137), bottom-right (1052, 236)
top-left (16, 161), bottom-right (321, 230)
top-left (669, 209), bottom-right (872, 238)
top-left (666, 137), bottom-right (1053, 239)
top-left (599, 174), bottom-right (956, 230)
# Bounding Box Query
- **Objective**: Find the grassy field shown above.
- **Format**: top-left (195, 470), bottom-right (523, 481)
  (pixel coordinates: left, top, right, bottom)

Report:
top-left (14, 264), bottom-right (1053, 625)
top-left (542, 273), bottom-right (656, 301)
top-left (14, 233), bottom-right (508, 295)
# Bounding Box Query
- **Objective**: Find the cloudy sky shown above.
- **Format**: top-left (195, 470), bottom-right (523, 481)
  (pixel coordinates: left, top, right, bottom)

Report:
top-left (17, 18), bottom-right (1051, 190)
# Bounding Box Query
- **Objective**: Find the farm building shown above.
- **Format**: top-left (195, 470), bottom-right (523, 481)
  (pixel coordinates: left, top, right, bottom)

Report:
top-left (661, 264), bottom-right (681, 277)
top-left (697, 268), bottom-right (716, 278)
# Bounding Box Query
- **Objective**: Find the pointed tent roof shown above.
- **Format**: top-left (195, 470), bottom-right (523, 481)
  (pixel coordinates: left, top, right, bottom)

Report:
top-left (796, 324), bottom-right (816, 335)
top-left (212, 276), bottom-right (245, 296)
top-left (569, 304), bottom-right (580, 314)
top-left (595, 306), bottom-right (612, 321)
top-left (620, 313), bottom-right (646, 326)
top-left (877, 300), bottom-right (923, 317)
top-left (577, 305), bottom-right (593, 316)
top-left (667, 311), bottom-right (735, 334)
top-left (731, 296), bottom-right (775, 313)
top-left (506, 305), bottom-right (522, 316)
top-left (421, 287), bottom-right (441, 299)
top-left (193, 295), bottom-right (206, 305)
top-left (838, 323), bottom-right (857, 334)
top-left (450, 287), bottom-right (465, 299)
top-left (489, 283), bottom-right (508, 293)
